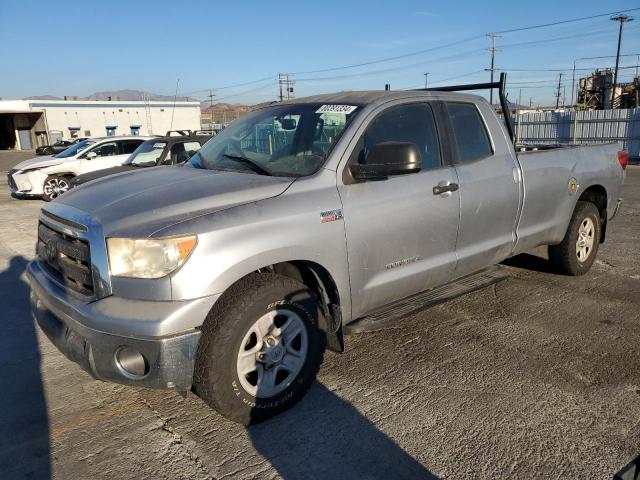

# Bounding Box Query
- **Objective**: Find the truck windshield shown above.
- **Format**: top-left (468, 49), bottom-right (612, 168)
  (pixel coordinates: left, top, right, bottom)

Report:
top-left (188, 103), bottom-right (360, 177)
top-left (126, 141), bottom-right (167, 167)
top-left (55, 139), bottom-right (95, 158)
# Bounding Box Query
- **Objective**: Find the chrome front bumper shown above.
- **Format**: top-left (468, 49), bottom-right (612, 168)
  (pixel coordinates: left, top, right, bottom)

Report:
top-left (27, 260), bottom-right (205, 391)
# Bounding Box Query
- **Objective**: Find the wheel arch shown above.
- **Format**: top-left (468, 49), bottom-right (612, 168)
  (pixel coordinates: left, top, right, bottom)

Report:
top-left (217, 260), bottom-right (345, 352)
top-left (578, 184), bottom-right (608, 243)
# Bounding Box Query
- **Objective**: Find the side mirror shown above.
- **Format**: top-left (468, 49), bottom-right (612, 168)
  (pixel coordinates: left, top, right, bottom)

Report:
top-left (349, 142), bottom-right (421, 180)
top-left (86, 151), bottom-right (97, 160)
top-left (277, 118), bottom-right (297, 130)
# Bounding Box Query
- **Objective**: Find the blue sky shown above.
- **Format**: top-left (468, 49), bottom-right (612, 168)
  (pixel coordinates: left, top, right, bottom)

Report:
top-left (1, 0), bottom-right (639, 106)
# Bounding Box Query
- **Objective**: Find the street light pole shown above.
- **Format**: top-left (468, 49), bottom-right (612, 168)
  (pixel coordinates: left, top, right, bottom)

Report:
top-left (610, 15), bottom-right (633, 109)
top-left (424, 72), bottom-right (429, 89)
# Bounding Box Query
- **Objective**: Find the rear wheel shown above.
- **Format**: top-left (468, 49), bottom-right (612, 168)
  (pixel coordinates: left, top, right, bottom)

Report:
top-left (42, 175), bottom-right (71, 202)
top-left (548, 201), bottom-right (601, 276)
top-left (193, 273), bottom-right (326, 425)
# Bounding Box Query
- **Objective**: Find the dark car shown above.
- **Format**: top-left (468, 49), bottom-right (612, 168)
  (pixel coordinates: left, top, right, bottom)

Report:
top-left (70, 132), bottom-right (212, 187)
top-left (36, 138), bottom-right (87, 156)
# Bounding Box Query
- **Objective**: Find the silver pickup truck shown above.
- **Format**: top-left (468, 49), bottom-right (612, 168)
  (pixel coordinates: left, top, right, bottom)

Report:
top-left (28, 76), bottom-right (627, 424)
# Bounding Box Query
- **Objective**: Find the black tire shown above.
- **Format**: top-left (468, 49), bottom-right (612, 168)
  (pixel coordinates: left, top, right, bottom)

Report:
top-left (548, 201), bottom-right (601, 276)
top-left (42, 147), bottom-right (53, 155)
top-left (42, 175), bottom-right (71, 202)
top-left (193, 273), bottom-right (326, 425)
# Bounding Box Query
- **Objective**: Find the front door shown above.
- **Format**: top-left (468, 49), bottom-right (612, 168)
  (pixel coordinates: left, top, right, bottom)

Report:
top-left (81, 141), bottom-right (123, 173)
top-left (339, 102), bottom-right (461, 319)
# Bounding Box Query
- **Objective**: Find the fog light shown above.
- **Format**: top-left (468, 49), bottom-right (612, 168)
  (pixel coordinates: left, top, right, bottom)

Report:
top-left (115, 347), bottom-right (149, 378)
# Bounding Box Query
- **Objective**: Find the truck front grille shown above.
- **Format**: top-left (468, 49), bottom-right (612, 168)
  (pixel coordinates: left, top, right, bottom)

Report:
top-left (37, 222), bottom-right (93, 296)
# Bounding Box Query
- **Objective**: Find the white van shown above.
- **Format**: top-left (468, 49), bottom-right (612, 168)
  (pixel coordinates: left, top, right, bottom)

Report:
top-left (8, 136), bottom-right (151, 201)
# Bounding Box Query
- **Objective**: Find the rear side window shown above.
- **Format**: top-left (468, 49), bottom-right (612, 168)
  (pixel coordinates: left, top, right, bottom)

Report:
top-left (446, 103), bottom-right (492, 163)
top-left (362, 103), bottom-right (440, 170)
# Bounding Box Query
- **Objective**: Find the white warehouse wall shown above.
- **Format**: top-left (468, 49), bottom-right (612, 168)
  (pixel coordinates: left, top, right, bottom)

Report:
top-left (27, 100), bottom-right (201, 139)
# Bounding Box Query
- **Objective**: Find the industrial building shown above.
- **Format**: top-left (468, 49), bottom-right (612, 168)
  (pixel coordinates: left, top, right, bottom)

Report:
top-left (0, 99), bottom-right (201, 150)
top-left (577, 69), bottom-right (640, 110)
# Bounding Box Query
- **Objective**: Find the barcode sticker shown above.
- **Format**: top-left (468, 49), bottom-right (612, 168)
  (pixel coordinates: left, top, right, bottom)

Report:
top-left (316, 105), bottom-right (358, 114)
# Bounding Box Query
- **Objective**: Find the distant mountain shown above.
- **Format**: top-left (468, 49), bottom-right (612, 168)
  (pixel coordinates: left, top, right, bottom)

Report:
top-left (23, 90), bottom-right (264, 112)
top-left (85, 89), bottom-right (198, 102)
top-left (24, 95), bottom-right (62, 100)
top-left (24, 89), bottom-right (199, 103)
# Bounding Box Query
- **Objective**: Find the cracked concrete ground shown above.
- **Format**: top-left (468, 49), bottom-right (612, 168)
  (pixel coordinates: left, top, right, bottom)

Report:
top-left (0, 151), bottom-right (638, 479)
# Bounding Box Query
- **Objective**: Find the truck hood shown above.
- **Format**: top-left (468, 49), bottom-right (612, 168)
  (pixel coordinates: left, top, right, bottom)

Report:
top-left (54, 166), bottom-right (294, 236)
top-left (13, 155), bottom-right (63, 171)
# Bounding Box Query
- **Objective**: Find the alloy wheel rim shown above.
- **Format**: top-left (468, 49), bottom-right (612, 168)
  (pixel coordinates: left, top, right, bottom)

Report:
top-left (236, 309), bottom-right (308, 398)
top-left (44, 179), bottom-right (69, 198)
top-left (576, 217), bottom-right (595, 262)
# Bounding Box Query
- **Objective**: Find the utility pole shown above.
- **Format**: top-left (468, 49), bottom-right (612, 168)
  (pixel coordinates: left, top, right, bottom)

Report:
top-left (278, 74), bottom-right (295, 102)
top-left (518, 88), bottom-right (522, 107)
top-left (610, 14), bottom-right (633, 109)
top-left (207, 89), bottom-right (215, 109)
top-left (571, 60), bottom-right (577, 108)
top-left (486, 33), bottom-right (500, 104)
top-left (555, 73), bottom-right (563, 109)
top-left (424, 72), bottom-right (429, 89)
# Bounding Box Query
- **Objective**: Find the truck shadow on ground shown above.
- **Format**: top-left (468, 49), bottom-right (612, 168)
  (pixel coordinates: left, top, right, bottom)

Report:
top-left (501, 252), bottom-right (558, 274)
top-left (248, 381), bottom-right (438, 479)
top-left (0, 256), bottom-right (51, 479)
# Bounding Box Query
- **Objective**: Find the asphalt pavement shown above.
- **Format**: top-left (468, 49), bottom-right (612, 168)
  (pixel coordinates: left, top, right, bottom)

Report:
top-left (0, 152), bottom-right (638, 479)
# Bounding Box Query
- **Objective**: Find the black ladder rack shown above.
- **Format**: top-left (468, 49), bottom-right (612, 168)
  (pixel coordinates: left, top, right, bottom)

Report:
top-left (415, 72), bottom-right (515, 144)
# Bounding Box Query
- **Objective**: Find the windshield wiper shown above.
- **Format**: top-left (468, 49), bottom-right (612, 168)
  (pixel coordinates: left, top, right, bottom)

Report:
top-left (222, 154), bottom-right (272, 176)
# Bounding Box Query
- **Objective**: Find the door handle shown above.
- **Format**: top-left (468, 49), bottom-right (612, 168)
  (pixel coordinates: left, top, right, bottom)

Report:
top-left (433, 182), bottom-right (459, 195)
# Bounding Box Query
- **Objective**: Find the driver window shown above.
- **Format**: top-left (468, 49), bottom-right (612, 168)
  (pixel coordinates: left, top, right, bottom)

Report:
top-left (361, 104), bottom-right (440, 170)
top-left (90, 142), bottom-right (119, 157)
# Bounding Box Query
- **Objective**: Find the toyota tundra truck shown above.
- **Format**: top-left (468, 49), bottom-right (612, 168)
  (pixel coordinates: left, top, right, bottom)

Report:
top-left (27, 75), bottom-right (626, 424)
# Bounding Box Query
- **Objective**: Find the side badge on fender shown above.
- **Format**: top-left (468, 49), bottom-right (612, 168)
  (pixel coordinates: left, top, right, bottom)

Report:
top-left (568, 178), bottom-right (579, 194)
top-left (321, 209), bottom-right (343, 223)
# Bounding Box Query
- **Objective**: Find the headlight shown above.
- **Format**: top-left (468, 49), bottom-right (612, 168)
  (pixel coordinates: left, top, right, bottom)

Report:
top-left (107, 235), bottom-right (197, 279)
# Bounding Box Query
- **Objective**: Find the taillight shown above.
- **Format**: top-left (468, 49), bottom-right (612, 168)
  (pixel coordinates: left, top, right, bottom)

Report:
top-left (618, 150), bottom-right (628, 170)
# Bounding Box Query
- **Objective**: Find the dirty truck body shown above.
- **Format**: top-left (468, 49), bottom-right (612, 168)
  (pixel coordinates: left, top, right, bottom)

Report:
top-left (28, 87), bottom-right (625, 423)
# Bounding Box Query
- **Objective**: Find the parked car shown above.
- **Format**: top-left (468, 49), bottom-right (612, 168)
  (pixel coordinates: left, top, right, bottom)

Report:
top-left (8, 136), bottom-right (151, 201)
top-left (28, 79), bottom-right (626, 425)
top-left (36, 138), bottom-right (87, 156)
top-left (70, 133), bottom-right (211, 188)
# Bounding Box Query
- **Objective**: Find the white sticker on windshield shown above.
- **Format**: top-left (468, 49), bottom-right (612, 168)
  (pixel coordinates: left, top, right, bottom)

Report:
top-left (315, 105), bottom-right (358, 114)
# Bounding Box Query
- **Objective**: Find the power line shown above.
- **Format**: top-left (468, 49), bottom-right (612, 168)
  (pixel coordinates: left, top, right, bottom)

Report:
top-left (178, 9), bottom-right (640, 99)
top-left (494, 7), bottom-right (640, 34)
top-left (296, 49), bottom-right (485, 83)
top-left (289, 35), bottom-right (485, 75)
top-left (497, 65), bottom-right (640, 72)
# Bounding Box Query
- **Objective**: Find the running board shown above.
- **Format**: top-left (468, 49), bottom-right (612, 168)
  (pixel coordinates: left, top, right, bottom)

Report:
top-left (344, 266), bottom-right (509, 334)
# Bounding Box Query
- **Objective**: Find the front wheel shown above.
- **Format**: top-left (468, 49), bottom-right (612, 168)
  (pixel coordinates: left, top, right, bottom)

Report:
top-left (548, 201), bottom-right (601, 276)
top-left (42, 175), bottom-right (71, 202)
top-left (193, 273), bottom-right (326, 425)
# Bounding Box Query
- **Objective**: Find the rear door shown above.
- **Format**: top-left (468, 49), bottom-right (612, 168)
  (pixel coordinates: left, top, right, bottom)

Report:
top-left (444, 101), bottom-right (521, 277)
top-left (339, 102), bottom-right (461, 318)
top-left (80, 140), bottom-right (121, 173)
